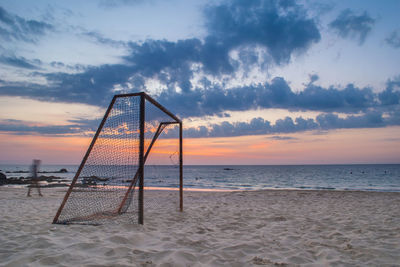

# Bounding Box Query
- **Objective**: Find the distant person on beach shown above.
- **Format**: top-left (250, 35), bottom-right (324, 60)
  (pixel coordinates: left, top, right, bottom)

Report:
top-left (27, 159), bottom-right (43, 197)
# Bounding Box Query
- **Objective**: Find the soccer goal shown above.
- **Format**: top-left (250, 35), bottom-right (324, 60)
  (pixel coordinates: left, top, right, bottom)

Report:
top-left (53, 92), bottom-right (183, 225)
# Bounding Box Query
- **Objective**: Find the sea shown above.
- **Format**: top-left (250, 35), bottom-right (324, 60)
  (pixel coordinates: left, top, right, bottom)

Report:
top-left (1, 164), bottom-right (399, 192)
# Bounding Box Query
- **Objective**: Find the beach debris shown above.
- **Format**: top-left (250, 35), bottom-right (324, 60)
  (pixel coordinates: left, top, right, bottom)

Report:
top-left (0, 175), bottom-right (70, 187)
top-left (344, 243), bottom-right (353, 250)
top-left (6, 169), bottom-right (69, 174)
top-left (252, 256), bottom-right (288, 266)
top-left (0, 172), bottom-right (6, 185)
top-left (82, 176), bottom-right (109, 186)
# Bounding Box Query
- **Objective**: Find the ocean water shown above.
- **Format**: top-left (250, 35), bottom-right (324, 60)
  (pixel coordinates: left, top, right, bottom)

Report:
top-left (1, 164), bottom-right (399, 192)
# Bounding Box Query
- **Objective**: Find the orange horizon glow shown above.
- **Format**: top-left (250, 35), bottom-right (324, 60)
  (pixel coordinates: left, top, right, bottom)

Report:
top-left (1, 126), bottom-right (400, 165)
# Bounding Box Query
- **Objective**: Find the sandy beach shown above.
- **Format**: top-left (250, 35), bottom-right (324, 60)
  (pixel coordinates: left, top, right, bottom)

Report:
top-left (0, 187), bottom-right (399, 266)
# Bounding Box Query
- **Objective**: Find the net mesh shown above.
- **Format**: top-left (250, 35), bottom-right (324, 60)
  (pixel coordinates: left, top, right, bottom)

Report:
top-left (54, 94), bottom-right (181, 225)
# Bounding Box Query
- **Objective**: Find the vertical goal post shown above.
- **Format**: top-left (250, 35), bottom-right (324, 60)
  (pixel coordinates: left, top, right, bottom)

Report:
top-left (52, 92), bottom-right (183, 225)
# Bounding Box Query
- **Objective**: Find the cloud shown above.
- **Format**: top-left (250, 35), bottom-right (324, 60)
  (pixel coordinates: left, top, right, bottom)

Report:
top-left (178, 109), bottom-right (400, 138)
top-left (296, 83), bottom-right (375, 111)
top-left (0, 55), bottom-right (41, 69)
top-left (204, 0), bottom-right (320, 66)
top-left (315, 112), bottom-right (385, 129)
top-left (126, 38), bottom-right (202, 92)
top-left (157, 77), bottom-right (379, 117)
top-left (308, 73), bottom-right (319, 84)
top-left (385, 29), bottom-right (400, 48)
top-left (378, 83), bottom-right (400, 105)
top-left (41, 64), bottom-right (134, 106)
top-left (82, 31), bottom-right (127, 48)
top-left (0, 6), bottom-right (53, 43)
top-left (0, 0), bottom-right (322, 109)
top-left (329, 9), bottom-right (375, 45)
top-left (0, 119), bottom-right (94, 136)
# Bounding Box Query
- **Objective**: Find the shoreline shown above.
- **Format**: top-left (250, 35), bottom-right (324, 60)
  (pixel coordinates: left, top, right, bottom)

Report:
top-left (2, 183), bottom-right (400, 193)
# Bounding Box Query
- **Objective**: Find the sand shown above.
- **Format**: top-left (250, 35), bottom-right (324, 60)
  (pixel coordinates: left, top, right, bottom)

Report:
top-left (0, 187), bottom-right (399, 266)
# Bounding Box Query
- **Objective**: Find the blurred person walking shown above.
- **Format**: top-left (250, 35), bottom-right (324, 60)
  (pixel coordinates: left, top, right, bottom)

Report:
top-left (27, 159), bottom-right (43, 197)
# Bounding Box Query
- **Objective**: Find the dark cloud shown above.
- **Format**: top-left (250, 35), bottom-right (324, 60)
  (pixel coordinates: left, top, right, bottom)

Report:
top-left (204, 0), bottom-right (321, 66)
top-left (67, 118), bottom-right (100, 131)
top-left (308, 74), bottom-right (319, 84)
top-left (126, 38), bottom-right (202, 92)
top-left (296, 83), bottom-right (375, 111)
top-left (83, 31), bottom-right (127, 48)
top-left (0, 0), bottom-right (322, 108)
top-left (157, 78), bottom-right (379, 117)
top-left (49, 61), bottom-right (86, 72)
top-left (385, 106), bottom-right (400, 125)
top-left (50, 61), bottom-right (65, 68)
top-left (42, 64), bottom-right (134, 106)
top-left (209, 117), bottom-right (272, 137)
top-left (0, 6), bottom-right (53, 43)
top-left (179, 109), bottom-right (400, 138)
top-left (0, 119), bottom-right (93, 136)
top-left (379, 89), bottom-right (399, 106)
top-left (315, 112), bottom-right (385, 130)
top-left (379, 76), bottom-right (400, 105)
top-left (385, 29), bottom-right (400, 49)
top-left (329, 9), bottom-right (375, 45)
top-left (0, 55), bottom-right (41, 69)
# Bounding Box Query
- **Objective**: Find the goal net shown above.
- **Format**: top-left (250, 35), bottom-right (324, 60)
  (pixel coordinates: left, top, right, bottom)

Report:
top-left (53, 92), bottom-right (182, 225)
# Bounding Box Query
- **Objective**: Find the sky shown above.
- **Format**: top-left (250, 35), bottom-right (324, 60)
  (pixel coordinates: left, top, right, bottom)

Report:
top-left (0, 0), bottom-right (399, 165)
